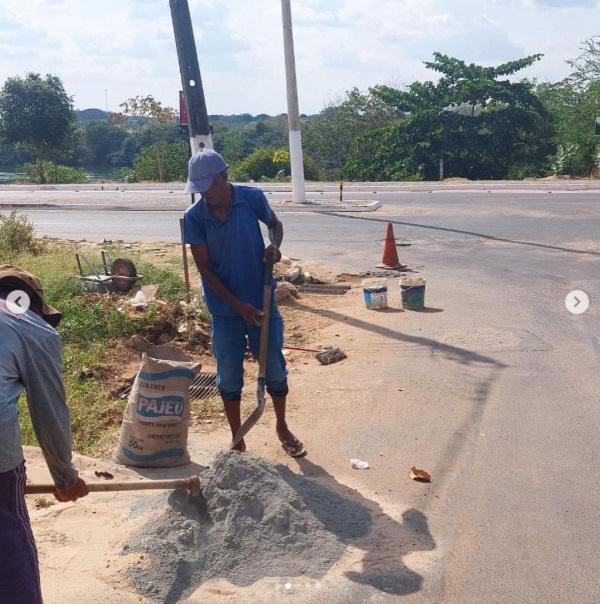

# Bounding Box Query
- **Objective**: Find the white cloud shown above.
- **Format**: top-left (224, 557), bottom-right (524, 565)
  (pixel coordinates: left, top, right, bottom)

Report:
top-left (0, 0), bottom-right (599, 114)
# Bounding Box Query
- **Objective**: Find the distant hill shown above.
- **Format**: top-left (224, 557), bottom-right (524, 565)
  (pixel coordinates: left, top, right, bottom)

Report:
top-left (76, 108), bottom-right (292, 127)
top-left (77, 108), bottom-right (109, 123)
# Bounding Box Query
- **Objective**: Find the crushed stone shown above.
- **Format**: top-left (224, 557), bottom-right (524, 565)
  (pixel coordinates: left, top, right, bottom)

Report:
top-left (124, 450), bottom-right (371, 602)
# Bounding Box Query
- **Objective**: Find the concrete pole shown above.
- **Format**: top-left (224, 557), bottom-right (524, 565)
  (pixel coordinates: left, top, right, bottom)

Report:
top-left (170, 0), bottom-right (213, 153)
top-left (281, 0), bottom-right (306, 204)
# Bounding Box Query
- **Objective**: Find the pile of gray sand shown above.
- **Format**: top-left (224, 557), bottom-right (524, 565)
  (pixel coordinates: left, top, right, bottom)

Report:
top-left (124, 451), bottom-right (369, 602)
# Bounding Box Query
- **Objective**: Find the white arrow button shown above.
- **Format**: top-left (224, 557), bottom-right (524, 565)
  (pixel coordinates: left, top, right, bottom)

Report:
top-left (565, 290), bottom-right (590, 315)
top-left (6, 290), bottom-right (31, 315)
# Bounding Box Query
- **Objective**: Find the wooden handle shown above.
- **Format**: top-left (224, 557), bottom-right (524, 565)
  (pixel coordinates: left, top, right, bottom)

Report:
top-left (25, 476), bottom-right (201, 495)
top-left (179, 218), bottom-right (192, 304)
top-left (257, 261), bottom-right (274, 380)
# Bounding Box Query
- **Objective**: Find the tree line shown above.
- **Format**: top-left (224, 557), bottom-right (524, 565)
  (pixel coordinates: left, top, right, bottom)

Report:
top-left (0, 38), bottom-right (599, 183)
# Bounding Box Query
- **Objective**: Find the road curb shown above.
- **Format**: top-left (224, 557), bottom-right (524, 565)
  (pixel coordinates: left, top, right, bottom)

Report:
top-left (0, 200), bottom-right (383, 213)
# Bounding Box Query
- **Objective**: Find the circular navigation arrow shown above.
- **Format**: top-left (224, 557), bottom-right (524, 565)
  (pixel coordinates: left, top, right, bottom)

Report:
top-left (565, 290), bottom-right (590, 315)
top-left (6, 290), bottom-right (31, 316)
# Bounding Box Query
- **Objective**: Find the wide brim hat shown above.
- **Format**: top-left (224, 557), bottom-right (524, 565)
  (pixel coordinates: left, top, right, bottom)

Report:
top-left (0, 265), bottom-right (62, 327)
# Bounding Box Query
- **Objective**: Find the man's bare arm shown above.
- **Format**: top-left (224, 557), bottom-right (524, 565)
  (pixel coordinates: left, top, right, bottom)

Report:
top-left (190, 244), bottom-right (263, 325)
top-left (265, 211), bottom-right (283, 263)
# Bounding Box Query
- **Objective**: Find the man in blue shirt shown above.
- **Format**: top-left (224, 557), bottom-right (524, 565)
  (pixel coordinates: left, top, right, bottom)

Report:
top-left (0, 265), bottom-right (88, 603)
top-left (183, 149), bottom-right (305, 457)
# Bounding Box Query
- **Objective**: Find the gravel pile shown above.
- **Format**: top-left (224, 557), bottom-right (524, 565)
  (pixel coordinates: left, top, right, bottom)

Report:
top-left (125, 451), bottom-right (369, 602)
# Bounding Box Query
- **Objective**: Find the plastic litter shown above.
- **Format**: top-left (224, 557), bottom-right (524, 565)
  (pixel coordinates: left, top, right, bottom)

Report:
top-left (351, 458), bottom-right (369, 470)
top-left (127, 290), bottom-right (147, 310)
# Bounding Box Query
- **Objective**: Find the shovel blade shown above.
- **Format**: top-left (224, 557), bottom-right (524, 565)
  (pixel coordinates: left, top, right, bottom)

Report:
top-left (230, 380), bottom-right (267, 449)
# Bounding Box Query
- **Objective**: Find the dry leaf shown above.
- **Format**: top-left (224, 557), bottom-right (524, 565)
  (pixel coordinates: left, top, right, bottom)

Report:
top-left (409, 466), bottom-right (431, 482)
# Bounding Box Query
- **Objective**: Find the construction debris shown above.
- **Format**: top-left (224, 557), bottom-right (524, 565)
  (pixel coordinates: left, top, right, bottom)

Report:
top-left (126, 290), bottom-right (148, 310)
top-left (409, 467), bottom-right (432, 483)
top-left (315, 347), bottom-right (347, 365)
top-left (275, 281), bottom-right (299, 303)
top-left (351, 459), bottom-right (370, 470)
top-left (128, 335), bottom-right (193, 362)
top-left (285, 264), bottom-right (304, 284)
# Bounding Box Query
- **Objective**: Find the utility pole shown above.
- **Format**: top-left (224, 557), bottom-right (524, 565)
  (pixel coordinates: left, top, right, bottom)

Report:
top-left (281, 0), bottom-right (306, 204)
top-left (169, 0), bottom-right (212, 153)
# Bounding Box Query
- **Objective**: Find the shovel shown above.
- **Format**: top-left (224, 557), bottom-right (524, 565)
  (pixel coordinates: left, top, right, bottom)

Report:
top-left (230, 259), bottom-right (274, 449)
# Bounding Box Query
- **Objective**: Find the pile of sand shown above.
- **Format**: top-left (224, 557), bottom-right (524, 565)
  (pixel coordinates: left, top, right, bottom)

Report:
top-left (125, 451), bottom-right (369, 602)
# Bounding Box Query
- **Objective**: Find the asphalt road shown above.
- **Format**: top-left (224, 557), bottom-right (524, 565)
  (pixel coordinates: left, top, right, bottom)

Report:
top-left (2, 183), bottom-right (600, 603)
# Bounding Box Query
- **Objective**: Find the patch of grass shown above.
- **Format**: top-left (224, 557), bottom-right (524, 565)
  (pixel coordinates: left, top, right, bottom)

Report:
top-left (18, 341), bottom-right (127, 455)
top-left (12, 241), bottom-right (200, 455)
top-left (138, 262), bottom-right (187, 303)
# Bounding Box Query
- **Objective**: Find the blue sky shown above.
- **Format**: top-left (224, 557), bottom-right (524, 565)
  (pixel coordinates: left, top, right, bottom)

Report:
top-left (0, 0), bottom-right (598, 115)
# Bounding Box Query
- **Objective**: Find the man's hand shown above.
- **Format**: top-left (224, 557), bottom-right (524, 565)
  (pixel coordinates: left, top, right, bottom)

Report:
top-left (264, 245), bottom-right (282, 264)
top-left (237, 302), bottom-right (264, 326)
top-left (53, 477), bottom-right (89, 502)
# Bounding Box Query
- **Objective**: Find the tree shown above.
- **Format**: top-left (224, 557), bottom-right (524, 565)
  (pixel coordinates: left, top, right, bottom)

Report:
top-left (566, 36), bottom-right (600, 92)
top-left (539, 80), bottom-right (600, 176)
top-left (84, 121), bottom-right (128, 166)
top-left (213, 116), bottom-right (288, 164)
top-left (345, 53), bottom-right (552, 180)
top-left (302, 88), bottom-right (398, 179)
top-left (538, 38), bottom-right (600, 176)
top-left (117, 95), bottom-right (178, 181)
top-left (133, 142), bottom-right (188, 182)
top-left (0, 73), bottom-right (78, 183)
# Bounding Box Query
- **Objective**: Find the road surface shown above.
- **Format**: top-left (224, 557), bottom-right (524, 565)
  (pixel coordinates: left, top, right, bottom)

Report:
top-left (3, 182), bottom-right (599, 603)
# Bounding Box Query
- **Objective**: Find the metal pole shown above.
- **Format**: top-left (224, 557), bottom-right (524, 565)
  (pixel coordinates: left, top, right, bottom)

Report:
top-left (281, 0), bottom-right (306, 204)
top-left (439, 158), bottom-right (444, 181)
top-left (169, 0), bottom-right (213, 154)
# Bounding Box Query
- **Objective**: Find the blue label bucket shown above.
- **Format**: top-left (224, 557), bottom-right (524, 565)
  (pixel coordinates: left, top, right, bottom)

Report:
top-left (400, 278), bottom-right (426, 310)
top-left (361, 280), bottom-right (388, 310)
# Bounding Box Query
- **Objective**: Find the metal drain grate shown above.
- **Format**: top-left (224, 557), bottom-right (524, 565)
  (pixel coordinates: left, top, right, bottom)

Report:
top-left (121, 371), bottom-right (219, 401)
top-left (189, 372), bottom-right (219, 401)
top-left (295, 283), bottom-right (351, 295)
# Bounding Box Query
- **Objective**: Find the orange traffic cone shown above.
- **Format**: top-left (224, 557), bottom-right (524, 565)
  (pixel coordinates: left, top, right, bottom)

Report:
top-left (376, 223), bottom-right (403, 270)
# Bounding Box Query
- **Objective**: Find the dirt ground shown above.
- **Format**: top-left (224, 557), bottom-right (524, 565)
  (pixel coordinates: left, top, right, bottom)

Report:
top-left (26, 262), bottom-right (428, 603)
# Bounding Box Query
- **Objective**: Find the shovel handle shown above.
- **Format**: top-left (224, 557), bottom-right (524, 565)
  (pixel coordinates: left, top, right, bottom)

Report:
top-left (230, 259), bottom-right (274, 449)
top-left (25, 476), bottom-right (201, 495)
top-left (258, 260), bottom-right (274, 380)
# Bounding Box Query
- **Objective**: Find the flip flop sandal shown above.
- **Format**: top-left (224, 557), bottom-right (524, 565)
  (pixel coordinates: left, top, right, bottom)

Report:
top-left (281, 438), bottom-right (307, 458)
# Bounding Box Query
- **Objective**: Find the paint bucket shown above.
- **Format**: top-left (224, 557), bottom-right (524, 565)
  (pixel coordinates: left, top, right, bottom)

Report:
top-left (362, 279), bottom-right (388, 310)
top-left (400, 277), bottom-right (426, 310)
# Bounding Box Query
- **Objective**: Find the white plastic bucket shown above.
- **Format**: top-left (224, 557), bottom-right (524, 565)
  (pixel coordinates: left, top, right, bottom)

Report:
top-left (362, 279), bottom-right (388, 310)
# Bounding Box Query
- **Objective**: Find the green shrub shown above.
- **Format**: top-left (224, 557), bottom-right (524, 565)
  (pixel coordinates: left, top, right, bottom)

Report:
top-left (21, 161), bottom-right (89, 184)
top-left (230, 147), bottom-right (320, 181)
top-left (0, 211), bottom-right (37, 256)
top-left (119, 168), bottom-right (137, 183)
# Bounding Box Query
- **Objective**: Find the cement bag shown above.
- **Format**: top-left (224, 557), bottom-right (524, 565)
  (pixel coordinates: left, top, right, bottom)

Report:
top-left (116, 354), bottom-right (200, 467)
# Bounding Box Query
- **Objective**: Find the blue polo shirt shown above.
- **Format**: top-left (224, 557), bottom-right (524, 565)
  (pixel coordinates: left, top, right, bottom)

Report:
top-left (183, 185), bottom-right (272, 317)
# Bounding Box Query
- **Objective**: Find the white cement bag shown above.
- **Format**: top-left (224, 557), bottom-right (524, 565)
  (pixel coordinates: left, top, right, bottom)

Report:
top-left (115, 354), bottom-right (200, 467)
